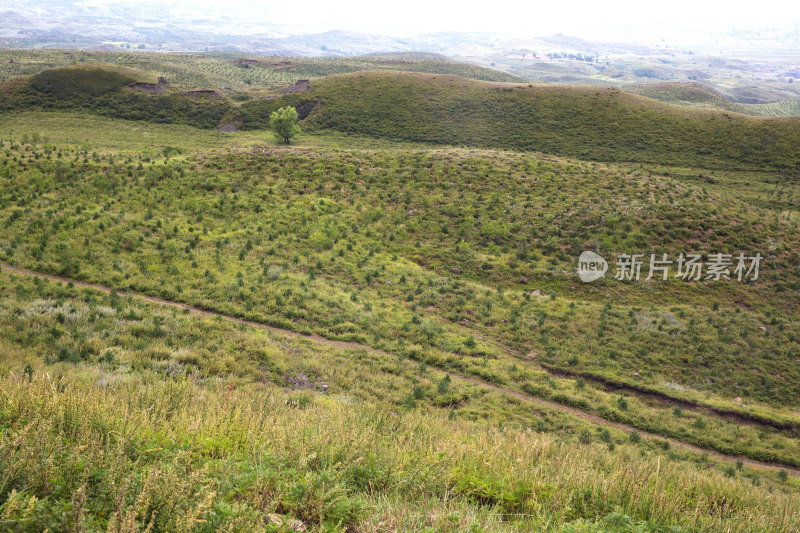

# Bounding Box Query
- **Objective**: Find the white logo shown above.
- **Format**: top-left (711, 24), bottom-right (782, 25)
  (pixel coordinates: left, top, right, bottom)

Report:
top-left (577, 251), bottom-right (608, 282)
top-left (575, 251), bottom-right (761, 283)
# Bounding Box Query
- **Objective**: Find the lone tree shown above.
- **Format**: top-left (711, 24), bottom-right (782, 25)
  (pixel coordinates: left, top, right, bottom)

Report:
top-left (269, 105), bottom-right (301, 144)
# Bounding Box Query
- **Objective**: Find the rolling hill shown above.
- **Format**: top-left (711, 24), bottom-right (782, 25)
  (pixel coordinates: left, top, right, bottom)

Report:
top-left (1, 50), bottom-right (800, 531)
top-left (626, 82), bottom-right (800, 116)
top-left (0, 49), bottom-right (523, 88)
top-left (253, 71), bottom-right (800, 171)
top-left (3, 57), bottom-right (799, 172)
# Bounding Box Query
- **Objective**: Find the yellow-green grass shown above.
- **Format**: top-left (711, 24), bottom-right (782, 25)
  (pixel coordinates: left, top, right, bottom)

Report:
top-left (0, 110), bottom-right (273, 153)
top-left (252, 71), bottom-right (800, 171)
top-left (1, 129), bottom-right (799, 466)
top-left (28, 63), bottom-right (157, 95)
top-left (2, 263), bottom-right (799, 469)
top-left (1, 89), bottom-right (800, 530)
top-left (0, 110), bottom-right (451, 156)
top-left (4, 64), bottom-right (800, 172)
top-left (0, 49), bottom-right (523, 90)
top-left (4, 373), bottom-right (798, 531)
top-left (0, 269), bottom-right (798, 531)
top-left (625, 82), bottom-right (800, 117)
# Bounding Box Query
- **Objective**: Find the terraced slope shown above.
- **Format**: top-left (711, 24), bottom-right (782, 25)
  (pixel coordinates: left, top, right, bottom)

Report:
top-left (1, 58), bottom-right (800, 530)
top-left (0, 49), bottom-right (523, 88)
top-left (626, 82), bottom-right (800, 117)
top-left (1, 127), bottom-right (799, 465)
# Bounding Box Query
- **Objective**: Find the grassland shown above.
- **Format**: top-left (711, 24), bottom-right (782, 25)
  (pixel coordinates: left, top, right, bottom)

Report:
top-left (0, 110), bottom-right (271, 153)
top-left (1, 114), bottom-right (799, 463)
top-left (1, 269), bottom-right (799, 532)
top-left (626, 82), bottom-right (800, 117)
top-left (263, 71), bottom-right (800, 171)
top-left (1, 51), bottom-right (800, 531)
top-left (471, 50), bottom-right (800, 109)
top-left (0, 49), bottom-right (523, 90)
top-left (4, 48), bottom-right (798, 119)
top-left (4, 64), bottom-right (800, 172)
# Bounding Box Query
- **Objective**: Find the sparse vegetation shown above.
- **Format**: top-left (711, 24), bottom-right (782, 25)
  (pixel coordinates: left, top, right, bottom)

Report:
top-left (0, 50), bottom-right (799, 531)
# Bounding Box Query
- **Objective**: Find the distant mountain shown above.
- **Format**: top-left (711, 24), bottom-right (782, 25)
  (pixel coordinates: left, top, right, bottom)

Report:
top-left (270, 30), bottom-right (412, 56)
top-left (0, 10), bottom-right (32, 29)
top-left (2, 0), bottom-right (798, 106)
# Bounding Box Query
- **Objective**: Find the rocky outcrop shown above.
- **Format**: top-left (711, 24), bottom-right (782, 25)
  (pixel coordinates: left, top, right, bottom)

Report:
top-left (283, 79), bottom-right (310, 94)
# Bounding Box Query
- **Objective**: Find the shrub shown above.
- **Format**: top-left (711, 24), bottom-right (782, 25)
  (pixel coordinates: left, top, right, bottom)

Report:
top-left (437, 375), bottom-right (451, 394)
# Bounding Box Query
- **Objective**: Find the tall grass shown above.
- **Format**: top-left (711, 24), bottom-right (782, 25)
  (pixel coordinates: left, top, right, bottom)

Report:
top-left (2, 373), bottom-right (798, 531)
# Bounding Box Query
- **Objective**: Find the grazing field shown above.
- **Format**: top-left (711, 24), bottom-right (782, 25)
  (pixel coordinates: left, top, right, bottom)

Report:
top-left (5, 64), bottom-right (800, 172)
top-left (0, 49), bottom-right (523, 89)
top-left (1, 51), bottom-right (800, 531)
top-left (1, 268), bottom-right (799, 531)
top-left (1, 113), bottom-right (799, 455)
top-left (263, 71), bottom-right (800, 171)
top-left (626, 82), bottom-right (800, 117)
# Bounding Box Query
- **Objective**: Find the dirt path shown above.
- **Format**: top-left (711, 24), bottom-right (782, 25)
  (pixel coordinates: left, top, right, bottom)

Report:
top-left (2, 261), bottom-right (798, 475)
top-left (538, 361), bottom-right (800, 433)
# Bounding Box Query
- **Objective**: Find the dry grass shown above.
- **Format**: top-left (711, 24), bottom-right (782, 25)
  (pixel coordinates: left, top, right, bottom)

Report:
top-left (1, 372), bottom-right (799, 531)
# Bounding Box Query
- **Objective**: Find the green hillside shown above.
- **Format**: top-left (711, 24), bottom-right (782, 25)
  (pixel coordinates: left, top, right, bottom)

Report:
top-left (0, 49), bottom-right (522, 89)
top-left (1, 267), bottom-right (798, 532)
top-left (5, 65), bottom-right (800, 171)
top-left (626, 82), bottom-right (800, 117)
top-left (255, 71), bottom-right (800, 171)
top-left (1, 112), bottom-right (799, 440)
top-left (0, 64), bottom-right (233, 129)
top-left (1, 49), bottom-right (800, 531)
top-left (28, 64), bottom-right (157, 96)
top-left (625, 82), bottom-right (733, 107)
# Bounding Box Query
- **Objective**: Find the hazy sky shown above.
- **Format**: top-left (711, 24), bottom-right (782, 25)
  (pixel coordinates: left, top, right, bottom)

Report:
top-left (164, 0), bottom-right (800, 40)
top-left (6, 0), bottom-right (795, 46)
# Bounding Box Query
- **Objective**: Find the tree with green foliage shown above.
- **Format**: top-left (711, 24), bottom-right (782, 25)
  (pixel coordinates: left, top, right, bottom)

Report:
top-left (269, 106), bottom-right (301, 144)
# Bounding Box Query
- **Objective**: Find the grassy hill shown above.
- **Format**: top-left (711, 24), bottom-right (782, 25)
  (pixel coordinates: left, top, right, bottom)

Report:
top-left (4, 64), bottom-right (800, 172)
top-left (27, 64), bottom-right (157, 96)
top-left (255, 71), bottom-right (800, 171)
top-left (0, 49), bottom-right (523, 89)
top-left (0, 64), bottom-right (234, 129)
top-left (1, 267), bottom-right (798, 531)
top-left (1, 112), bottom-right (799, 435)
top-left (0, 112), bottom-right (799, 530)
top-left (1, 50), bottom-right (800, 531)
top-left (626, 82), bottom-right (800, 117)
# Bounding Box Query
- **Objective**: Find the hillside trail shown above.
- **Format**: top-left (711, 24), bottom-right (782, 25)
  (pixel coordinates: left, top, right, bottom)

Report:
top-left (1, 261), bottom-right (798, 475)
